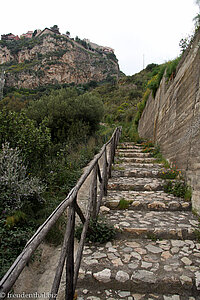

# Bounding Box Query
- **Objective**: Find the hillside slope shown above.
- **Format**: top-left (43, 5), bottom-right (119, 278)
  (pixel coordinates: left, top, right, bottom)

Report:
top-left (0, 33), bottom-right (120, 89)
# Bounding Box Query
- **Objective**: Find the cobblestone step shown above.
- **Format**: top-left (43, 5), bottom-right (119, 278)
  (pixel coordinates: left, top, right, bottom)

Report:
top-left (118, 142), bottom-right (148, 149)
top-left (76, 288), bottom-right (198, 300)
top-left (116, 157), bottom-right (157, 164)
top-left (103, 190), bottom-right (191, 211)
top-left (103, 210), bottom-right (199, 240)
top-left (118, 143), bottom-right (144, 150)
top-left (112, 167), bottom-right (166, 179)
top-left (107, 177), bottom-right (165, 191)
top-left (117, 148), bottom-right (149, 152)
top-left (77, 239), bottom-right (200, 296)
top-left (114, 162), bottom-right (164, 169)
top-left (116, 150), bottom-right (152, 158)
top-left (77, 141), bottom-right (200, 298)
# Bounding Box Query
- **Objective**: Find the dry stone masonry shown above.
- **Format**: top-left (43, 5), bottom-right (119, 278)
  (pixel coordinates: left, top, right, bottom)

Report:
top-left (76, 142), bottom-right (200, 300)
top-left (138, 28), bottom-right (200, 214)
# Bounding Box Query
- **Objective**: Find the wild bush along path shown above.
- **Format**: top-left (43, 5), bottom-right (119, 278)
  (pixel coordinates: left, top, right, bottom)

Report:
top-left (76, 142), bottom-right (200, 300)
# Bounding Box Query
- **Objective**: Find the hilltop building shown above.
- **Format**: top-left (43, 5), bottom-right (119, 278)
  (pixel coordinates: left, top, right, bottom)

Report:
top-left (83, 39), bottom-right (114, 53)
top-left (35, 28), bottom-right (60, 38)
top-left (1, 33), bottom-right (20, 41)
top-left (0, 28), bottom-right (115, 56)
top-left (20, 31), bottom-right (33, 39)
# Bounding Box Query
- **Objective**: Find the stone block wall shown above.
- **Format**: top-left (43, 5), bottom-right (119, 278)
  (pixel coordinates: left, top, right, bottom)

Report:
top-left (138, 29), bottom-right (200, 213)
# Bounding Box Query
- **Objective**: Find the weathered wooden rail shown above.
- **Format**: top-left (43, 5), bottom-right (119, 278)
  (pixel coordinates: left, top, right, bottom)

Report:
top-left (0, 127), bottom-right (122, 299)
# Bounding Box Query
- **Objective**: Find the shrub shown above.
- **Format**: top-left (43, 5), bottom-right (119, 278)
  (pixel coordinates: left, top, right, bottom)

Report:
top-left (45, 215), bottom-right (67, 245)
top-left (165, 57), bottom-right (181, 82)
top-left (145, 63), bottom-right (159, 72)
top-left (160, 169), bottom-right (178, 179)
top-left (75, 218), bottom-right (117, 244)
top-left (141, 141), bottom-right (154, 148)
top-left (0, 109), bottom-right (51, 167)
top-left (0, 217), bottom-right (34, 280)
top-left (6, 211), bottom-right (27, 228)
top-left (147, 74), bottom-right (159, 98)
top-left (120, 122), bottom-right (140, 142)
top-left (163, 180), bottom-right (191, 199)
top-left (0, 143), bottom-right (46, 213)
top-left (26, 88), bottom-right (104, 143)
top-left (147, 65), bottom-right (166, 98)
top-left (149, 145), bottom-right (170, 168)
top-left (134, 88), bottom-right (151, 127)
top-left (184, 187), bottom-right (192, 201)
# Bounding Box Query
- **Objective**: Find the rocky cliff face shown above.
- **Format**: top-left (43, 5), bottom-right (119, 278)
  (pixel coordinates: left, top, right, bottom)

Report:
top-left (138, 28), bottom-right (200, 213)
top-left (0, 34), bottom-right (120, 88)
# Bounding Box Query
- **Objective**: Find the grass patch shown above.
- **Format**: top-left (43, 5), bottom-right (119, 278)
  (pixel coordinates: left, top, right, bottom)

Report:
top-left (192, 209), bottom-right (200, 218)
top-left (112, 165), bottom-right (125, 171)
top-left (152, 146), bottom-right (170, 168)
top-left (45, 215), bottom-right (67, 246)
top-left (163, 180), bottom-right (192, 199)
top-left (141, 141), bottom-right (154, 148)
top-left (75, 217), bottom-right (117, 244)
top-left (120, 122), bottom-right (141, 143)
top-left (140, 142), bottom-right (170, 168)
top-left (165, 57), bottom-right (181, 82)
top-left (147, 233), bottom-right (158, 241)
top-left (194, 229), bottom-right (200, 242)
top-left (184, 187), bottom-right (192, 201)
top-left (117, 198), bottom-right (133, 209)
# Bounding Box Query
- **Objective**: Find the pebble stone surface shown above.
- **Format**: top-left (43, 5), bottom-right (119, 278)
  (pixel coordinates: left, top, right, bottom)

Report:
top-left (104, 190), bottom-right (191, 211)
top-left (77, 143), bottom-right (200, 299)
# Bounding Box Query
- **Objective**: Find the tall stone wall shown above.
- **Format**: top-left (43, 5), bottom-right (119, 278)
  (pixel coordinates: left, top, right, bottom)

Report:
top-left (138, 28), bottom-right (200, 213)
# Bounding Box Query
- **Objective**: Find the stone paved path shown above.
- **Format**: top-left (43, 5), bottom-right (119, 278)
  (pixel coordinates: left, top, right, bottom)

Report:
top-left (76, 142), bottom-right (200, 300)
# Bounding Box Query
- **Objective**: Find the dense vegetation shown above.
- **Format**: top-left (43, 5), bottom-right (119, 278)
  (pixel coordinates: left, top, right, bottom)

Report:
top-left (0, 36), bottom-right (44, 55)
top-left (0, 86), bottom-right (106, 279)
top-left (87, 59), bottom-right (183, 141)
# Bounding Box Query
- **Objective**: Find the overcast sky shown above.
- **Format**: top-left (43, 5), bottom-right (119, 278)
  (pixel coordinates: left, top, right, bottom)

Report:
top-left (1, 0), bottom-right (199, 75)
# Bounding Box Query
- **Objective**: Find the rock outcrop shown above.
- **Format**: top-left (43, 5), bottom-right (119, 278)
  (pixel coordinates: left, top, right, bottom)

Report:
top-left (0, 34), bottom-right (120, 88)
top-left (138, 28), bottom-right (200, 213)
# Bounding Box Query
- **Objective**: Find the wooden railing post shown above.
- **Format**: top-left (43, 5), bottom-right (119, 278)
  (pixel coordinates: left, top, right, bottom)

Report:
top-left (96, 149), bottom-right (108, 214)
top-left (50, 196), bottom-right (77, 299)
top-left (103, 148), bottom-right (108, 196)
top-left (108, 139), bottom-right (114, 178)
top-left (73, 185), bottom-right (94, 288)
top-left (89, 163), bottom-right (98, 219)
top-left (117, 127), bottom-right (122, 145)
top-left (107, 127), bottom-right (122, 180)
top-left (112, 132), bottom-right (117, 161)
top-left (65, 203), bottom-right (75, 300)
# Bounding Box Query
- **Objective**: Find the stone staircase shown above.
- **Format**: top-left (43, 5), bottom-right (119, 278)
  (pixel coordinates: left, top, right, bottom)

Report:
top-left (76, 142), bottom-right (200, 300)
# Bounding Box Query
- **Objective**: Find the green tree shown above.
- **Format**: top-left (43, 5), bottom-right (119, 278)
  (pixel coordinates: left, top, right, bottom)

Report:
top-left (26, 88), bottom-right (103, 143)
top-left (0, 109), bottom-right (51, 166)
top-left (33, 30), bottom-right (37, 37)
top-left (50, 25), bottom-right (60, 34)
top-left (0, 143), bottom-right (46, 213)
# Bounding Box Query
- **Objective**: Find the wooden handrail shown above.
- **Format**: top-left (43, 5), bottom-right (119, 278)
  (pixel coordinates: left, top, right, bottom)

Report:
top-left (0, 126), bottom-right (122, 299)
